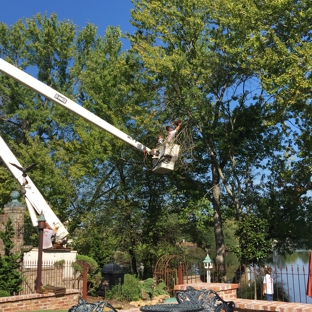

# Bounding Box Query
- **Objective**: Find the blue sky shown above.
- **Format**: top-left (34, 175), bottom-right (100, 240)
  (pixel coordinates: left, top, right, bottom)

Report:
top-left (0, 0), bottom-right (135, 48)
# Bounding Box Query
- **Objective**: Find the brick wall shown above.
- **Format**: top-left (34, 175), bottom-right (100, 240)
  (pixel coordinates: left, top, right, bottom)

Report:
top-left (233, 298), bottom-right (312, 311)
top-left (174, 282), bottom-right (238, 300)
top-left (0, 289), bottom-right (80, 312)
top-left (173, 282), bottom-right (312, 312)
top-left (0, 195), bottom-right (25, 256)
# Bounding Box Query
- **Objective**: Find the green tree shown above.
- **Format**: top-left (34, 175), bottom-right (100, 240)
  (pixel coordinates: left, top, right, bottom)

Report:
top-left (210, 0), bottom-right (312, 251)
top-left (0, 13), bottom-right (182, 274)
top-left (257, 158), bottom-right (312, 253)
top-left (71, 212), bottom-right (119, 267)
top-left (230, 214), bottom-right (272, 299)
top-left (230, 214), bottom-right (272, 266)
top-left (0, 13), bottom-right (78, 220)
top-left (0, 218), bottom-right (24, 295)
top-left (129, 0), bottom-right (282, 274)
top-left (71, 23), bottom-right (186, 273)
top-left (1, 1), bottom-right (311, 279)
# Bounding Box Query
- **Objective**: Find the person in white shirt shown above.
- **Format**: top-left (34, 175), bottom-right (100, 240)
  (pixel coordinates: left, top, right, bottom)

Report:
top-left (166, 120), bottom-right (182, 143)
top-left (42, 222), bottom-right (55, 249)
top-left (156, 134), bottom-right (164, 147)
top-left (263, 266), bottom-right (274, 301)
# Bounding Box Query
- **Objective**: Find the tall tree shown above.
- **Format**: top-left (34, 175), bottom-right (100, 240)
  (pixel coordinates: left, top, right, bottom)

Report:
top-left (216, 0), bottom-right (312, 250)
top-left (0, 15), bottom-right (122, 246)
top-left (72, 24), bottom-right (185, 272)
top-left (0, 13), bottom-right (78, 220)
top-left (0, 13), bottom-right (184, 272)
top-left (129, 0), bottom-right (284, 274)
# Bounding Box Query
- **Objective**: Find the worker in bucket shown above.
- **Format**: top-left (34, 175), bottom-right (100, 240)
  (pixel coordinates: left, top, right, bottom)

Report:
top-left (166, 120), bottom-right (182, 142)
top-left (42, 222), bottom-right (55, 249)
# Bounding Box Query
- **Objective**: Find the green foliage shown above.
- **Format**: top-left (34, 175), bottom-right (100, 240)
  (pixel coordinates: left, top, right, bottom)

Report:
top-left (71, 212), bottom-right (118, 267)
top-left (0, 218), bottom-right (24, 295)
top-left (257, 161), bottom-right (312, 253)
top-left (72, 254), bottom-right (101, 295)
top-left (106, 274), bottom-right (140, 301)
top-left (140, 278), bottom-right (154, 297)
top-left (0, 289), bottom-right (10, 297)
top-left (230, 214), bottom-right (273, 266)
top-left (138, 278), bottom-right (168, 298)
top-left (23, 211), bottom-right (38, 247)
top-left (106, 275), bottom-right (168, 301)
top-left (152, 282), bottom-right (168, 297)
top-left (0, 167), bottom-right (15, 209)
top-left (119, 274), bottom-right (141, 301)
top-left (1, 1), bottom-right (312, 278)
top-left (54, 259), bottom-right (65, 268)
top-left (129, 0), bottom-right (286, 268)
top-left (72, 254), bottom-right (98, 274)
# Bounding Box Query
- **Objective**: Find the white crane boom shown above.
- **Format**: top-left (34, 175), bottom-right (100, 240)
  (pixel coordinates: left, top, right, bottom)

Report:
top-left (0, 58), bottom-right (180, 174)
top-left (0, 58), bottom-right (150, 154)
top-left (0, 59), bottom-right (181, 245)
top-left (0, 136), bottom-right (68, 243)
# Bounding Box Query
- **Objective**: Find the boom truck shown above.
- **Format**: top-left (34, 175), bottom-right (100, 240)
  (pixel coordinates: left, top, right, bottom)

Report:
top-left (0, 58), bottom-right (180, 245)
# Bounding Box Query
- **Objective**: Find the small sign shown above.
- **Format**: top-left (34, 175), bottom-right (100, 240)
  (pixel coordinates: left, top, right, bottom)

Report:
top-left (54, 94), bottom-right (67, 104)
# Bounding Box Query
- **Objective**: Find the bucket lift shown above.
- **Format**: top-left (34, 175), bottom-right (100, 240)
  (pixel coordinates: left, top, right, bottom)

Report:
top-left (0, 58), bottom-right (180, 174)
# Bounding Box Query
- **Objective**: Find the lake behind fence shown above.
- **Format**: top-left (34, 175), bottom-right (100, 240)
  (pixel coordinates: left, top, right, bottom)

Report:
top-left (188, 250), bottom-right (312, 304)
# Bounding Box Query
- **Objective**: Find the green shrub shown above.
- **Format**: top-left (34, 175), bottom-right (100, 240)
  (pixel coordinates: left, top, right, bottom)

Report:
top-left (153, 282), bottom-right (167, 296)
top-left (0, 218), bottom-right (24, 295)
top-left (72, 254), bottom-right (101, 295)
top-left (140, 278), bottom-right (154, 297)
top-left (121, 274), bottom-right (141, 301)
top-left (105, 275), bottom-right (168, 302)
top-left (138, 278), bottom-right (168, 299)
top-left (0, 289), bottom-right (10, 297)
top-left (106, 274), bottom-right (140, 301)
top-left (72, 255), bottom-right (98, 274)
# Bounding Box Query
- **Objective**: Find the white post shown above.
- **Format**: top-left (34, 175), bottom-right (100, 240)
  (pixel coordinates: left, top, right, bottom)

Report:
top-left (207, 268), bottom-right (211, 283)
top-left (203, 253), bottom-right (213, 283)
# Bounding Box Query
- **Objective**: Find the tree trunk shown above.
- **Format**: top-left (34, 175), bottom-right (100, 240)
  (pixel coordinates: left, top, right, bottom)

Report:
top-left (129, 247), bottom-right (138, 275)
top-left (212, 162), bottom-right (226, 280)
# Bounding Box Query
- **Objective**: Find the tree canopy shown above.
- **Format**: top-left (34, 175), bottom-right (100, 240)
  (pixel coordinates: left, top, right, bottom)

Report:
top-left (0, 0), bottom-right (312, 276)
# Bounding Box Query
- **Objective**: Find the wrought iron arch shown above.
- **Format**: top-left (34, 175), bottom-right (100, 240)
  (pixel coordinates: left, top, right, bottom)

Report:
top-left (154, 254), bottom-right (186, 295)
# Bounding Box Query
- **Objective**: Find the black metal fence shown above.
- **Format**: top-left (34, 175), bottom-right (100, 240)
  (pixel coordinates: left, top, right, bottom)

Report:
top-left (20, 260), bottom-right (82, 295)
top-left (184, 262), bottom-right (311, 304)
top-left (19, 260), bottom-right (312, 304)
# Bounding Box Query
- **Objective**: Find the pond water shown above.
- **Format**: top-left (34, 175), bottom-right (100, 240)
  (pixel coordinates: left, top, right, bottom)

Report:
top-left (268, 250), bottom-right (312, 304)
top-left (194, 249), bottom-right (312, 303)
top-left (211, 249), bottom-right (312, 303)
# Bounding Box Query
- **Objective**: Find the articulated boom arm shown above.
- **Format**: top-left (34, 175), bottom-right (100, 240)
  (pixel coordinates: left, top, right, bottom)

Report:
top-left (0, 60), bottom-right (181, 242)
top-left (0, 58), bottom-right (179, 175)
top-left (0, 136), bottom-right (68, 243)
top-left (0, 58), bottom-right (151, 154)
